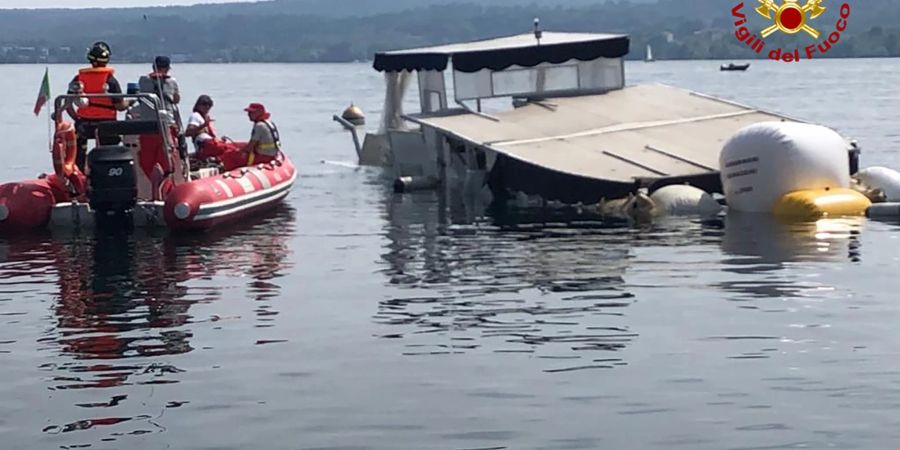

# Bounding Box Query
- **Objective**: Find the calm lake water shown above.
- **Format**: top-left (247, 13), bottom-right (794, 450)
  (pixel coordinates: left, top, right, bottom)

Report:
top-left (3, 59), bottom-right (900, 449)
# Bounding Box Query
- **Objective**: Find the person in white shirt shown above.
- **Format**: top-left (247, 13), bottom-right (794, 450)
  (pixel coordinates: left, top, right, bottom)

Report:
top-left (184, 95), bottom-right (242, 159)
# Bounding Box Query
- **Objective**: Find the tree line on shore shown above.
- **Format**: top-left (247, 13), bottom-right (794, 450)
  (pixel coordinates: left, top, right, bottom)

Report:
top-left (1, 0), bottom-right (898, 63)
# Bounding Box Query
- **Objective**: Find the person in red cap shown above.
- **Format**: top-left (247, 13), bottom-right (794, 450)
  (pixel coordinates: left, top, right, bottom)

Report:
top-left (220, 102), bottom-right (282, 171)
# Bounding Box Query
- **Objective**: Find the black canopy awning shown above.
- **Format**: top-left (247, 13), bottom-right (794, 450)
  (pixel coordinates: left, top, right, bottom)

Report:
top-left (373, 32), bottom-right (630, 73)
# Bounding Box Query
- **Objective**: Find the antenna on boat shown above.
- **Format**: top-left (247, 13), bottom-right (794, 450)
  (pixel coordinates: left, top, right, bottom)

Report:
top-left (533, 17), bottom-right (542, 45)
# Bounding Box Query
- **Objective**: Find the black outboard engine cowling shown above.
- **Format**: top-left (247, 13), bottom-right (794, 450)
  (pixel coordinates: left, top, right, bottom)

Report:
top-left (88, 145), bottom-right (137, 217)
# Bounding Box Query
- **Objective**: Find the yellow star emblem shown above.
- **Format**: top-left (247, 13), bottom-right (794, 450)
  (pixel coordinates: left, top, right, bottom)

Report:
top-left (755, 0), bottom-right (826, 39)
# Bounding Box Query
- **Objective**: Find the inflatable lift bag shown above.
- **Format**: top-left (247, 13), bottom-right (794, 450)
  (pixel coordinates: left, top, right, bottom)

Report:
top-left (649, 184), bottom-right (722, 216)
top-left (855, 166), bottom-right (900, 202)
top-left (772, 188), bottom-right (870, 220)
top-left (719, 122), bottom-right (850, 213)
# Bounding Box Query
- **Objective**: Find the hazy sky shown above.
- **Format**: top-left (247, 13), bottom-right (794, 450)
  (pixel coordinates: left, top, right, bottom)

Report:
top-left (0, 0), bottom-right (254, 8)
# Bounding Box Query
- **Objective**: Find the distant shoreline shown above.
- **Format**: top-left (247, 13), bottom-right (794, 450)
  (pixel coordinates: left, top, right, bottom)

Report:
top-left (4, 0), bottom-right (900, 68)
top-left (2, 56), bottom-right (899, 65)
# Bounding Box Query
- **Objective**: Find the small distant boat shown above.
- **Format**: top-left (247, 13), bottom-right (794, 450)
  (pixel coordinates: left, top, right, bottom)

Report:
top-left (645, 44), bottom-right (654, 62)
top-left (720, 63), bottom-right (750, 71)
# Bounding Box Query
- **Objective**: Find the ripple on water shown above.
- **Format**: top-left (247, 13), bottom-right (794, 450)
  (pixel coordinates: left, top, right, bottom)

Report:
top-left (301, 447), bottom-right (374, 450)
top-left (43, 415), bottom-right (153, 434)
top-left (440, 430), bottom-right (519, 441)
top-left (532, 438), bottom-right (606, 450)
top-left (727, 442), bottom-right (817, 450)
top-left (4, 60), bottom-right (900, 450)
top-left (1, 206), bottom-right (296, 447)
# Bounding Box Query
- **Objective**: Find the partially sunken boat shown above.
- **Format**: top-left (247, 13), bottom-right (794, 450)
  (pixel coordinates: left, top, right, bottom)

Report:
top-left (336, 30), bottom-right (859, 204)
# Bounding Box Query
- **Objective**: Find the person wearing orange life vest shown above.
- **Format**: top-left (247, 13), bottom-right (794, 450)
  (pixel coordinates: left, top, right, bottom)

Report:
top-left (65, 41), bottom-right (132, 172)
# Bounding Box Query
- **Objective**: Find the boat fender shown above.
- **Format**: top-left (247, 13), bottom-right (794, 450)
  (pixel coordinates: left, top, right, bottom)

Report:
top-left (854, 167), bottom-right (900, 202)
top-left (867, 203), bottom-right (900, 218)
top-left (772, 188), bottom-right (870, 220)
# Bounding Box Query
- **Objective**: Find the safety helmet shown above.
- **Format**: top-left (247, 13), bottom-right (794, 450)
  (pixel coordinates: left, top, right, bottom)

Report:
top-left (87, 41), bottom-right (111, 64)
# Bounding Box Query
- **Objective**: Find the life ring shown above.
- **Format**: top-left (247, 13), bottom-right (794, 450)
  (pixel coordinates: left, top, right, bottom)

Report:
top-left (52, 121), bottom-right (86, 196)
top-left (53, 121), bottom-right (77, 177)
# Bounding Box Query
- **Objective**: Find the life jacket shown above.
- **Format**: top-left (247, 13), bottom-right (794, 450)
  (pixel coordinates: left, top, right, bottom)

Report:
top-left (255, 120), bottom-right (281, 157)
top-left (52, 121), bottom-right (86, 196)
top-left (147, 72), bottom-right (177, 105)
top-left (76, 66), bottom-right (116, 120)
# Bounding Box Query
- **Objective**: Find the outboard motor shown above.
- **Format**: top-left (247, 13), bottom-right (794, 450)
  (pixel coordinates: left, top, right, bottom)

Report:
top-left (88, 145), bottom-right (138, 219)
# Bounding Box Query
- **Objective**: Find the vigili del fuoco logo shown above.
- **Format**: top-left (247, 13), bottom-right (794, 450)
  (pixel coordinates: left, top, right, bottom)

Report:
top-left (732, 0), bottom-right (851, 62)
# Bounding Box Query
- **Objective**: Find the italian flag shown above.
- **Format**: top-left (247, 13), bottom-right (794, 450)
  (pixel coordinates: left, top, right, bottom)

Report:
top-left (33, 68), bottom-right (50, 116)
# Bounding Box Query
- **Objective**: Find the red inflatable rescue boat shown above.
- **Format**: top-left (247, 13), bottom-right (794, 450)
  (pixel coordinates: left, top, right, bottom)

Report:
top-left (0, 93), bottom-right (296, 231)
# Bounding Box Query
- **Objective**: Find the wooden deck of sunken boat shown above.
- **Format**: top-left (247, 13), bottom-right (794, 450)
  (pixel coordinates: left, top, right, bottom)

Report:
top-left (405, 83), bottom-right (814, 204)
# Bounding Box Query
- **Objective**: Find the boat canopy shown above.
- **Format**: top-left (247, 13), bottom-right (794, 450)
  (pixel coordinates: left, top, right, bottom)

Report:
top-left (373, 32), bottom-right (630, 73)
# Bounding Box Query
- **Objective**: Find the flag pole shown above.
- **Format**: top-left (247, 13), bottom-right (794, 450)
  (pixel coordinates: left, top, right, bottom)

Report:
top-left (46, 67), bottom-right (52, 154)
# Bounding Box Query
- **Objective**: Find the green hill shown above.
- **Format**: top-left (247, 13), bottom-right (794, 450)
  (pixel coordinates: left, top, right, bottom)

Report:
top-left (0, 0), bottom-right (895, 63)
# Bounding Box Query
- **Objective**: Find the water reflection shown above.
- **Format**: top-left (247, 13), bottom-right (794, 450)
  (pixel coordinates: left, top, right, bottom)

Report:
top-left (722, 213), bottom-right (863, 264)
top-left (379, 194), bottom-right (638, 371)
top-left (52, 230), bottom-right (194, 366)
top-left (718, 212), bottom-right (863, 301)
top-left (0, 206), bottom-right (293, 439)
top-left (378, 191), bottom-right (872, 372)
